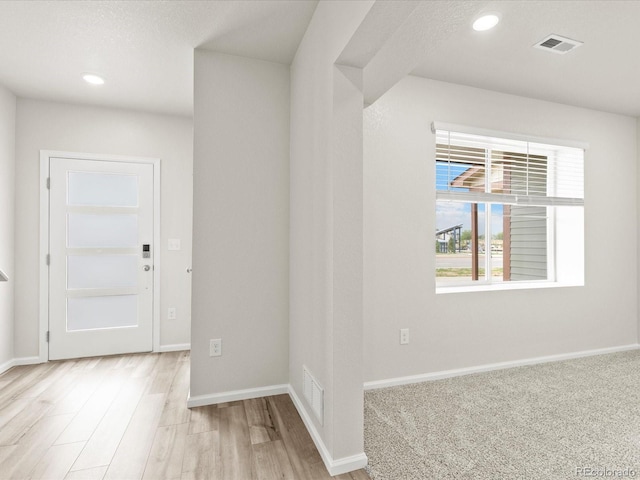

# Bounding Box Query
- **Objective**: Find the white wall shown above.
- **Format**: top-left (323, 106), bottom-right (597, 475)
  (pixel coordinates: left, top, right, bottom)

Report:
top-left (289, 1), bottom-right (372, 471)
top-left (191, 50), bottom-right (290, 397)
top-left (364, 76), bottom-right (638, 382)
top-left (14, 99), bottom-right (193, 358)
top-left (0, 84), bottom-right (16, 369)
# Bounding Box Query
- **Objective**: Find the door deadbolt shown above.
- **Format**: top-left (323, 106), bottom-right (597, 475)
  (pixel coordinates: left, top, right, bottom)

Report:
top-left (144, 265), bottom-right (151, 271)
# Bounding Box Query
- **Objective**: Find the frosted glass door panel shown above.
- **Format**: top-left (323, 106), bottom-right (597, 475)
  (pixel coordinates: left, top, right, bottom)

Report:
top-left (67, 295), bottom-right (138, 331)
top-left (68, 172), bottom-right (138, 207)
top-left (68, 214), bottom-right (138, 248)
top-left (67, 255), bottom-right (138, 289)
top-left (49, 156), bottom-right (154, 360)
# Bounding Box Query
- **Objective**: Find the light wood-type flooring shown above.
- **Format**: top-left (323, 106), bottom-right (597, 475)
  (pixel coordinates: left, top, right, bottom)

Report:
top-left (0, 351), bottom-right (370, 480)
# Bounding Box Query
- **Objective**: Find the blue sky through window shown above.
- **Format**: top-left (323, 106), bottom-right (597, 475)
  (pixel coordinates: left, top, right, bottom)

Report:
top-left (436, 162), bottom-right (503, 236)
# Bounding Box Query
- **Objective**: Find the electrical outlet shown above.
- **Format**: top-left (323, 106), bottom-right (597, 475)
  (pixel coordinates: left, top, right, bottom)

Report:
top-left (168, 307), bottom-right (176, 320)
top-left (209, 338), bottom-right (222, 357)
top-left (400, 328), bottom-right (409, 345)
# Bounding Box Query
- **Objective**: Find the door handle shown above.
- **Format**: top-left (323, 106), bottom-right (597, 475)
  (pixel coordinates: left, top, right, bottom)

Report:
top-left (144, 265), bottom-right (151, 271)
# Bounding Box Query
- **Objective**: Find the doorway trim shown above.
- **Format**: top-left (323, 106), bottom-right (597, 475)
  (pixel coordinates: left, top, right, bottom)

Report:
top-left (39, 150), bottom-right (161, 362)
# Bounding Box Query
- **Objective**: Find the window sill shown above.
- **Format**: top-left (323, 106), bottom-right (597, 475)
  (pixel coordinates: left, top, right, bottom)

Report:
top-left (436, 280), bottom-right (583, 295)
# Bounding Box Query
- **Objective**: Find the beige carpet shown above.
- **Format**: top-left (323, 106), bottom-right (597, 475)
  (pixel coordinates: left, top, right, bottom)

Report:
top-left (364, 350), bottom-right (640, 479)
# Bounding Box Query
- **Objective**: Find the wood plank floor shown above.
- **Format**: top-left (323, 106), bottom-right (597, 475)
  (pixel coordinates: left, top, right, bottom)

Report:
top-left (0, 352), bottom-right (370, 480)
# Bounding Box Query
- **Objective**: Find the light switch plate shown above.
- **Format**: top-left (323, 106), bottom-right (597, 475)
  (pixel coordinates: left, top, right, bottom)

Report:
top-left (168, 238), bottom-right (181, 251)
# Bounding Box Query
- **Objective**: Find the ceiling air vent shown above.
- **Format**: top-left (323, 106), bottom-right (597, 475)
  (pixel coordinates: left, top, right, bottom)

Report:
top-left (533, 34), bottom-right (583, 54)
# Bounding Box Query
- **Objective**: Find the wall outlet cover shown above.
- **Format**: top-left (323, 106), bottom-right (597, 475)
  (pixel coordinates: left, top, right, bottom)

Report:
top-left (209, 338), bottom-right (222, 357)
top-left (400, 328), bottom-right (409, 345)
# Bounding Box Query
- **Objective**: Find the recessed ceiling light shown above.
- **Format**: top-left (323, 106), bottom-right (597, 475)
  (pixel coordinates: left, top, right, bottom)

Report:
top-left (82, 74), bottom-right (105, 85)
top-left (473, 14), bottom-right (500, 32)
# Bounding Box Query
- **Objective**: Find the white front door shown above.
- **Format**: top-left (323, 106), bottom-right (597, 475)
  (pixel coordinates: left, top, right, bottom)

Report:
top-left (48, 157), bottom-right (154, 360)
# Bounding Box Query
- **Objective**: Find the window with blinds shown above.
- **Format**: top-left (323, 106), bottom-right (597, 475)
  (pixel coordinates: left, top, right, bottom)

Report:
top-left (434, 123), bottom-right (585, 290)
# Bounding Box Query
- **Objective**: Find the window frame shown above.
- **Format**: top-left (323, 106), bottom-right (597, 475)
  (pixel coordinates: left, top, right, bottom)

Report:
top-left (433, 122), bottom-right (586, 293)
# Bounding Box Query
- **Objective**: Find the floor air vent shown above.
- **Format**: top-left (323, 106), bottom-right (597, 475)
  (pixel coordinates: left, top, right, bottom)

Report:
top-left (303, 366), bottom-right (324, 425)
top-left (534, 34), bottom-right (583, 54)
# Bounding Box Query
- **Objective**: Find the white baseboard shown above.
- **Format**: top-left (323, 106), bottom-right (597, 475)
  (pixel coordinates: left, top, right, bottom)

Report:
top-left (0, 358), bottom-right (14, 375)
top-left (288, 386), bottom-right (368, 476)
top-left (187, 384), bottom-right (288, 408)
top-left (0, 355), bottom-right (43, 375)
top-left (13, 356), bottom-right (43, 367)
top-left (158, 343), bottom-right (191, 353)
top-left (364, 343), bottom-right (640, 391)
top-left (186, 382), bottom-right (368, 476)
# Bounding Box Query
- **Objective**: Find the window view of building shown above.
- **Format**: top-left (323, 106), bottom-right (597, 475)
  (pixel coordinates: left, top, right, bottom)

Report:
top-left (435, 126), bottom-right (584, 289)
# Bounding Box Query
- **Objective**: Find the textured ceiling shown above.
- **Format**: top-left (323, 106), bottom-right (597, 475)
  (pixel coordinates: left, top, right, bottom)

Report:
top-left (409, 0), bottom-right (640, 117)
top-left (340, 0), bottom-right (640, 117)
top-left (1, 1), bottom-right (639, 118)
top-left (0, 0), bottom-right (317, 116)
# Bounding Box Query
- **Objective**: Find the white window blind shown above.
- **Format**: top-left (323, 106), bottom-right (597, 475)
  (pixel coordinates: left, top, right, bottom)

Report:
top-left (435, 125), bottom-right (584, 207)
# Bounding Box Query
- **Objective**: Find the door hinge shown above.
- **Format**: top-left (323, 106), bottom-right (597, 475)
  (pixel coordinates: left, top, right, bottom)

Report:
top-left (46, 254), bottom-right (50, 266)
top-left (46, 331), bottom-right (49, 343)
top-left (46, 177), bottom-right (50, 189)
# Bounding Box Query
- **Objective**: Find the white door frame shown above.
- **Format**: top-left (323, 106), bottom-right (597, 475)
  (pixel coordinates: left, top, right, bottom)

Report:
top-left (39, 150), bottom-right (161, 363)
